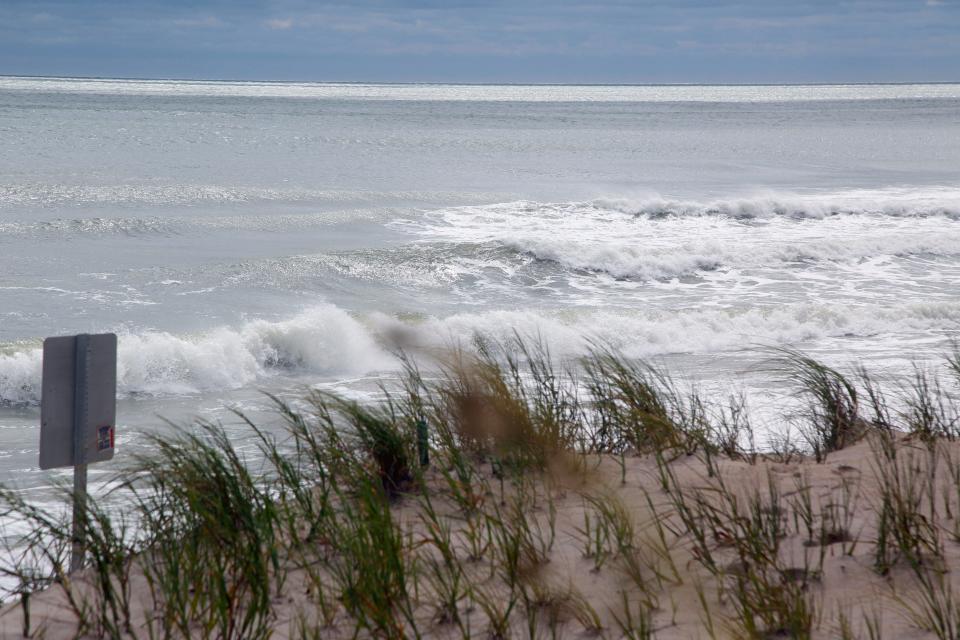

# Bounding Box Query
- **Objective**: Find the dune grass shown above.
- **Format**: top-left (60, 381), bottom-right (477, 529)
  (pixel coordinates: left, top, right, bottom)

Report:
top-left (2, 338), bottom-right (960, 638)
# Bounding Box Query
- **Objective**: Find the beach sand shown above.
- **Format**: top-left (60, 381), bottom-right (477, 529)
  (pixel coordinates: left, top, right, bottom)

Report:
top-left (4, 433), bottom-right (959, 639)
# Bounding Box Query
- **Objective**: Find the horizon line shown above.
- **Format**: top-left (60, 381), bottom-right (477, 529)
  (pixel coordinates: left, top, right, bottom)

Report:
top-left (3, 73), bottom-right (960, 88)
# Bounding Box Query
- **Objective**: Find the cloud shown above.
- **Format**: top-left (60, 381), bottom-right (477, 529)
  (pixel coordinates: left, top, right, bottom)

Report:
top-left (264, 17), bottom-right (294, 30)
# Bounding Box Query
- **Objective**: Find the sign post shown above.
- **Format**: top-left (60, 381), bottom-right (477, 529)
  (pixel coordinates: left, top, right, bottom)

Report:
top-left (40, 333), bottom-right (117, 574)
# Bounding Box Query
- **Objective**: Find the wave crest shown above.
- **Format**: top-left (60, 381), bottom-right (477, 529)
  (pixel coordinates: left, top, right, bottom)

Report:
top-left (3, 301), bottom-right (957, 406)
top-left (406, 187), bottom-right (960, 280)
top-left (594, 187), bottom-right (960, 220)
top-left (0, 305), bottom-right (388, 406)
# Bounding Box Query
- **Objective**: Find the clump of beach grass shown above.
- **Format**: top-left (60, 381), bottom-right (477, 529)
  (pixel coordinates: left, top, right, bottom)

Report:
top-left (772, 347), bottom-right (866, 462)
top-left (131, 421), bottom-right (282, 640)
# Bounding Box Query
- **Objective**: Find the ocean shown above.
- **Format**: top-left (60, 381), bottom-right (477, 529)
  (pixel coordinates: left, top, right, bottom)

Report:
top-left (1, 77), bottom-right (959, 492)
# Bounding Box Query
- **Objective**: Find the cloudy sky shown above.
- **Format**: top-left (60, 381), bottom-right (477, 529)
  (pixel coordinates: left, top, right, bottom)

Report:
top-left (1, 0), bottom-right (957, 83)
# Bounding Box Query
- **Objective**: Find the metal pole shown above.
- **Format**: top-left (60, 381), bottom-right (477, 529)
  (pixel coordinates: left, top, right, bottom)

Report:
top-left (70, 334), bottom-right (89, 574)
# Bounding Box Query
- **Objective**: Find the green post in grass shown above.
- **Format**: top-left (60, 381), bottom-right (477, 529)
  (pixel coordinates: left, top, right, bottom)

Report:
top-left (416, 416), bottom-right (429, 467)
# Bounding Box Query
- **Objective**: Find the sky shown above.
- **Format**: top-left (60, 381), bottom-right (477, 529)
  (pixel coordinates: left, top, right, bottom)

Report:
top-left (0, 0), bottom-right (958, 83)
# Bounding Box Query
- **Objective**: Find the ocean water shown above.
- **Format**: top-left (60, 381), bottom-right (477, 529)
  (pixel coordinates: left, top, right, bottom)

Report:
top-left (1, 77), bottom-right (960, 491)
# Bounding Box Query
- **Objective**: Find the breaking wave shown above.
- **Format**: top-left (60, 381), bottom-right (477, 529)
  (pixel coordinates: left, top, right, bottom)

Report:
top-left (592, 186), bottom-right (960, 220)
top-left (3, 301), bottom-right (958, 406)
top-left (406, 187), bottom-right (960, 280)
top-left (371, 301), bottom-right (960, 359)
top-left (0, 305), bottom-right (389, 406)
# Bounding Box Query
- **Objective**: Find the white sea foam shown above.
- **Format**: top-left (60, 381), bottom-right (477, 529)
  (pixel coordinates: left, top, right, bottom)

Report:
top-left (384, 302), bottom-right (960, 359)
top-left (593, 186), bottom-right (960, 220)
top-left (2, 300), bottom-right (957, 411)
top-left (3, 186), bottom-right (960, 405)
top-left (0, 348), bottom-right (43, 407)
top-left (406, 188), bottom-right (960, 280)
top-left (0, 306), bottom-right (390, 406)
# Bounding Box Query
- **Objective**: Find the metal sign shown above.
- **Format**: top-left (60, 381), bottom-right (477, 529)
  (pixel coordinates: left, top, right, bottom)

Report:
top-left (39, 333), bottom-right (117, 574)
top-left (40, 333), bottom-right (117, 469)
